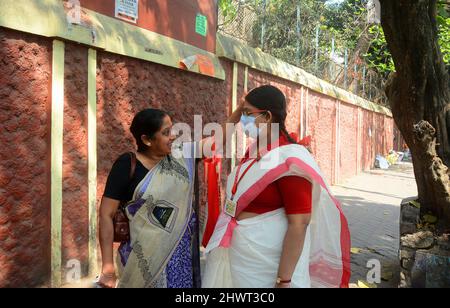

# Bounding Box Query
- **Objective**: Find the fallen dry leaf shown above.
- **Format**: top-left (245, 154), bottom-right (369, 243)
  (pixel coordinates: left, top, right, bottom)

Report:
top-left (357, 280), bottom-right (377, 288)
top-left (351, 247), bottom-right (362, 254)
top-left (381, 270), bottom-right (393, 281)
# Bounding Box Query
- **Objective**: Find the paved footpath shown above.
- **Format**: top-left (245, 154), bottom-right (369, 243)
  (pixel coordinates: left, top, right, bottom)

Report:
top-left (331, 162), bottom-right (417, 288)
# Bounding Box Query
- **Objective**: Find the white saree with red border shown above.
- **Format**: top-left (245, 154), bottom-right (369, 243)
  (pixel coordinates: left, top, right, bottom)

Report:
top-left (202, 143), bottom-right (351, 288)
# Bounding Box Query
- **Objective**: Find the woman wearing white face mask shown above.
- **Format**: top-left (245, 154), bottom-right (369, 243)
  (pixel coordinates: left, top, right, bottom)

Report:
top-left (202, 85), bottom-right (351, 288)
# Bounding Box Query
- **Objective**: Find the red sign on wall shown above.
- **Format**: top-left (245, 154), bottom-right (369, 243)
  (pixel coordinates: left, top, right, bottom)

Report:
top-left (79, 0), bottom-right (218, 53)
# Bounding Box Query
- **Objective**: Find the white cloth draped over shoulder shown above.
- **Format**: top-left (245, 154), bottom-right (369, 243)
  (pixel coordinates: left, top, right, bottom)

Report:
top-left (202, 144), bottom-right (351, 288)
top-left (116, 142), bottom-right (197, 288)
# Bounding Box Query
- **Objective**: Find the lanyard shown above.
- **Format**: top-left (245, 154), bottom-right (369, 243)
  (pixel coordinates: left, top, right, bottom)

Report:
top-left (231, 155), bottom-right (260, 200)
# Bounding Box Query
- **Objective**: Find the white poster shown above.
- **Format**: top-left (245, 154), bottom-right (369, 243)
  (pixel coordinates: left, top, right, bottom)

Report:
top-left (115, 0), bottom-right (139, 23)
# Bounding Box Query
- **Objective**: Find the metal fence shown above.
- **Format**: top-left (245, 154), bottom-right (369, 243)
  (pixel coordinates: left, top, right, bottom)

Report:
top-left (218, 0), bottom-right (389, 106)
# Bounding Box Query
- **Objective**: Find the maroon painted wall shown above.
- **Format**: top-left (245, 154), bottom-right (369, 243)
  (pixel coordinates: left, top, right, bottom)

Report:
top-left (80, 0), bottom-right (218, 53)
top-left (385, 116), bottom-right (394, 154)
top-left (307, 90), bottom-right (337, 185)
top-left (339, 103), bottom-right (358, 182)
top-left (0, 28), bottom-right (51, 287)
top-left (247, 69), bottom-right (302, 135)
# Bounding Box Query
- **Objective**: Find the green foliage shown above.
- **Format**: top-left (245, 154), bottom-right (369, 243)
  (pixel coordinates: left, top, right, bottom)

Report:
top-left (218, 0), bottom-right (238, 25)
top-left (438, 13), bottom-right (450, 65)
top-left (250, 0), bottom-right (328, 67)
top-left (219, 0), bottom-right (449, 83)
top-left (249, 0), bottom-right (373, 68)
top-left (363, 25), bottom-right (395, 77)
top-left (321, 0), bottom-right (367, 50)
top-left (363, 2), bottom-right (449, 76)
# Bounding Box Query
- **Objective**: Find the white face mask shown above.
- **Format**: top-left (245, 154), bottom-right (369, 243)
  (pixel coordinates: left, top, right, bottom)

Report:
top-left (240, 114), bottom-right (264, 138)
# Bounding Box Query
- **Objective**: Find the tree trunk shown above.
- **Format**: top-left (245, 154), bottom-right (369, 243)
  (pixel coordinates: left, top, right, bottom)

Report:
top-left (380, 0), bottom-right (450, 226)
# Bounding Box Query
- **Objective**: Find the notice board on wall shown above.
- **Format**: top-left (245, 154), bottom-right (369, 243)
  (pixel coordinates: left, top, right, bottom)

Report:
top-left (114, 0), bottom-right (139, 23)
top-left (79, 0), bottom-right (218, 53)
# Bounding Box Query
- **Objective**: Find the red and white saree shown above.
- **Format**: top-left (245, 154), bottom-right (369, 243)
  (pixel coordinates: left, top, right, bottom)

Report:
top-left (202, 143), bottom-right (351, 288)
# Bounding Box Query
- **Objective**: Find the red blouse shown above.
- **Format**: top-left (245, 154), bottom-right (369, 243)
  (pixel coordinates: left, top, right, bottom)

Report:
top-left (244, 176), bottom-right (312, 215)
top-left (242, 133), bottom-right (312, 215)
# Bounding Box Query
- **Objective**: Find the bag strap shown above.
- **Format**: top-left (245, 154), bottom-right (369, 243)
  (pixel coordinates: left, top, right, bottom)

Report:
top-left (119, 152), bottom-right (137, 211)
top-left (129, 152), bottom-right (137, 179)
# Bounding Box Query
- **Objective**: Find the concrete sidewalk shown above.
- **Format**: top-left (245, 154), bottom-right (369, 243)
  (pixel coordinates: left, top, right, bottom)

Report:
top-left (331, 162), bottom-right (418, 288)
